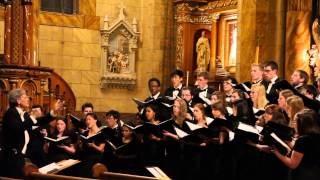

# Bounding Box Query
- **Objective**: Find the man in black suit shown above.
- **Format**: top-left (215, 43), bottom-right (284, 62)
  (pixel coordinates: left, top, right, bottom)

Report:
top-left (104, 110), bottom-right (123, 145)
top-left (237, 64), bottom-right (265, 94)
top-left (193, 72), bottom-right (215, 117)
top-left (223, 76), bottom-right (238, 107)
top-left (1, 88), bottom-right (63, 178)
top-left (164, 69), bottom-right (184, 99)
top-left (139, 78), bottom-right (171, 121)
top-left (251, 64), bottom-right (264, 84)
top-left (290, 69), bottom-right (309, 93)
top-left (181, 87), bottom-right (195, 120)
top-left (193, 71), bottom-right (215, 104)
top-left (263, 61), bottom-right (281, 104)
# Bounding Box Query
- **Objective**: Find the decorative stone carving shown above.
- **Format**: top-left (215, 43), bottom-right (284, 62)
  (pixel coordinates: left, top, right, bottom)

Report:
top-left (176, 1), bottom-right (238, 12)
top-left (100, 3), bottom-right (140, 90)
top-left (175, 14), bottom-right (214, 24)
top-left (176, 24), bottom-right (184, 69)
top-left (207, 0), bottom-right (237, 10)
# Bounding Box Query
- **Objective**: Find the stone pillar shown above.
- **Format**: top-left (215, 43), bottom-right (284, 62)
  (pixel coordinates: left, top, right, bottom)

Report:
top-left (237, 0), bottom-right (256, 81)
top-left (209, 13), bottom-right (220, 78)
top-left (256, 0), bottom-right (286, 77)
top-left (285, 0), bottom-right (312, 80)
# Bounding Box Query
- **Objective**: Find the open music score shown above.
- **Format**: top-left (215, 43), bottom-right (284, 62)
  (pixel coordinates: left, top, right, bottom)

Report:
top-left (146, 166), bottom-right (171, 180)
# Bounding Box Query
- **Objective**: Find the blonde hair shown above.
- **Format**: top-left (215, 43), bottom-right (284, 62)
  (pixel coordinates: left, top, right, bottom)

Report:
top-left (279, 89), bottom-right (294, 99)
top-left (251, 84), bottom-right (268, 109)
top-left (193, 103), bottom-right (206, 123)
top-left (174, 99), bottom-right (188, 125)
top-left (251, 63), bottom-right (264, 71)
top-left (286, 95), bottom-right (304, 129)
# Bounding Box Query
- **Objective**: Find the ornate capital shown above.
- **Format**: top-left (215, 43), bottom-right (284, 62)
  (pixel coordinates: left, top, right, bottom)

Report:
top-left (175, 14), bottom-right (214, 24)
top-left (207, 0), bottom-right (238, 10)
top-left (211, 13), bottom-right (220, 21)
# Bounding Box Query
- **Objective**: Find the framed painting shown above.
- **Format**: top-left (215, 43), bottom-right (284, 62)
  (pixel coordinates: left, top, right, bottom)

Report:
top-left (218, 14), bottom-right (237, 68)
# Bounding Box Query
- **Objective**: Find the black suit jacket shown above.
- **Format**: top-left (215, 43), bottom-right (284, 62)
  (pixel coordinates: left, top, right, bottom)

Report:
top-left (1, 107), bottom-right (55, 178)
top-left (164, 86), bottom-right (183, 98)
top-left (193, 86), bottom-right (216, 105)
top-left (2, 107), bottom-right (55, 154)
top-left (264, 78), bottom-right (281, 104)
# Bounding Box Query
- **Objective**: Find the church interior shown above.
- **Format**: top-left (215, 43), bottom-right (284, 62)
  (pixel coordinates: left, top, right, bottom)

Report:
top-left (1, 0), bottom-right (320, 179)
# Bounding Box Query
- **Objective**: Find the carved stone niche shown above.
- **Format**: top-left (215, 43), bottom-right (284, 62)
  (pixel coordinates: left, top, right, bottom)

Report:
top-left (100, 5), bottom-right (140, 90)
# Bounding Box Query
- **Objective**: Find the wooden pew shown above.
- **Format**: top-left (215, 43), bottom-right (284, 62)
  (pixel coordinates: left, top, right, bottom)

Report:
top-left (24, 161), bottom-right (165, 180)
top-left (99, 172), bottom-right (159, 180)
top-left (28, 172), bottom-right (96, 180)
top-left (91, 163), bottom-right (160, 180)
top-left (24, 160), bottom-right (96, 180)
top-left (0, 177), bottom-right (22, 180)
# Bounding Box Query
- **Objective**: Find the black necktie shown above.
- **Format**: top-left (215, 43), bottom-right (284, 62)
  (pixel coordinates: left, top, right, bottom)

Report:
top-left (199, 88), bottom-right (207, 92)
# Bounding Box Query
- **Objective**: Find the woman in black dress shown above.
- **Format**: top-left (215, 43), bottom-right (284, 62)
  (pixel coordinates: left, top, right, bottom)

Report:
top-left (110, 124), bottom-right (143, 175)
top-left (183, 103), bottom-right (210, 180)
top-left (249, 104), bottom-right (289, 180)
top-left (231, 99), bottom-right (259, 180)
top-left (273, 109), bottom-right (320, 180)
top-left (209, 101), bottom-right (233, 180)
top-left (46, 117), bottom-right (76, 163)
top-left (142, 104), bottom-right (166, 167)
top-left (78, 112), bottom-right (105, 178)
top-left (162, 98), bottom-right (190, 180)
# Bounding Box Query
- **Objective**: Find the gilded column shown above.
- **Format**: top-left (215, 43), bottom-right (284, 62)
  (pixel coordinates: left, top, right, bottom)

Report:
top-left (11, 0), bottom-right (24, 64)
top-left (23, 1), bottom-right (33, 65)
top-left (285, 0), bottom-right (312, 80)
top-left (32, 0), bottom-right (40, 66)
top-left (209, 13), bottom-right (220, 78)
top-left (4, 2), bottom-right (12, 64)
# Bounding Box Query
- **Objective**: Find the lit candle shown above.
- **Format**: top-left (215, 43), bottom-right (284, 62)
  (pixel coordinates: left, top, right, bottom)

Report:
top-left (186, 71), bottom-right (189, 87)
top-left (255, 38), bottom-right (260, 64)
top-left (33, 50), bottom-right (36, 66)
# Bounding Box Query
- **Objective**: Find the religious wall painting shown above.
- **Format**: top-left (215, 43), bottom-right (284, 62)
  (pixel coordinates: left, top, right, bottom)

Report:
top-left (227, 22), bottom-right (237, 66)
top-left (218, 14), bottom-right (237, 74)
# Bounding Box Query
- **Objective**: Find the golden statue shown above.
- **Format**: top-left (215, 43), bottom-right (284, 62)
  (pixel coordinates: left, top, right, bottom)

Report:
top-left (196, 31), bottom-right (210, 72)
